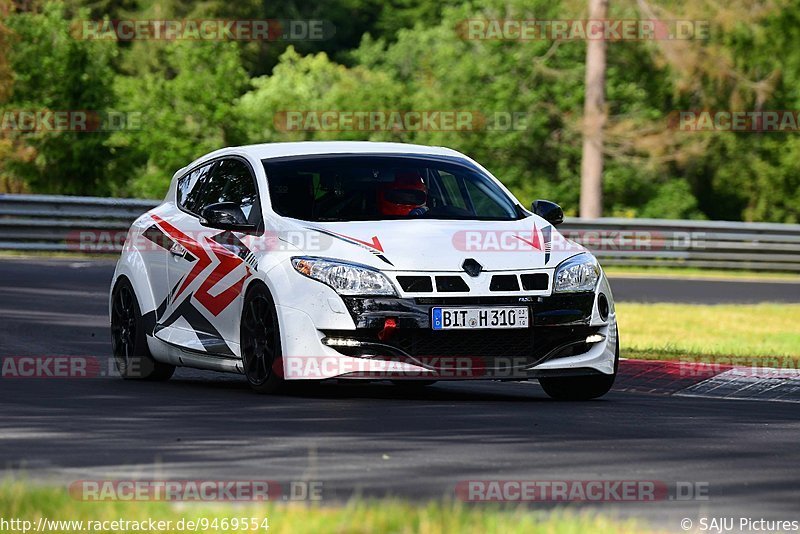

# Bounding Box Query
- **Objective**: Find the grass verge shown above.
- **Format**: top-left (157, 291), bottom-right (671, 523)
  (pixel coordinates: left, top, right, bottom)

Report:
top-left (616, 303), bottom-right (800, 365)
top-left (0, 483), bottom-right (647, 534)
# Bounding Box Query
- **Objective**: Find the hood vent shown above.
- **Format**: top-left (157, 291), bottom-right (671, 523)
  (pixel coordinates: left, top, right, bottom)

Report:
top-left (521, 273), bottom-right (549, 291)
top-left (489, 275), bottom-right (520, 291)
top-left (396, 276), bottom-right (433, 293)
top-left (435, 276), bottom-right (470, 292)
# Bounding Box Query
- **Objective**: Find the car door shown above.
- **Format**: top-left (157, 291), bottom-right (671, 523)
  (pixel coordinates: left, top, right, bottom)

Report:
top-left (157, 157), bottom-right (262, 357)
top-left (148, 161), bottom-right (216, 352)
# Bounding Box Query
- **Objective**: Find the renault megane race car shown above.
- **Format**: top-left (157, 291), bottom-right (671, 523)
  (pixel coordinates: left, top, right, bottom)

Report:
top-left (110, 141), bottom-right (618, 399)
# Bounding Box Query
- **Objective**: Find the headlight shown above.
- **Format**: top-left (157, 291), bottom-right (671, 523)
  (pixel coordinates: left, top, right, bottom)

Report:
top-left (291, 257), bottom-right (397, 296)
top-left (553, 253), bottom-right (600, 293)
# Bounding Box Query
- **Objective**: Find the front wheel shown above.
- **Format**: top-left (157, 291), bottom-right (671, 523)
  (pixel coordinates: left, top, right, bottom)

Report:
top-left (538, 336), bottom-right (619, 401)
top-left (240, 284), bottom-right (284, 394)
top-left (111, 279), bottom-right (175, 381)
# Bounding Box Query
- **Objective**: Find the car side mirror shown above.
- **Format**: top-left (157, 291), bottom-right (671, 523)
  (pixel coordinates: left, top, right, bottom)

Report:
top-left (531, 200), bottom-right (564, 226)
top-left (199, 202), bottom-right (257, 233)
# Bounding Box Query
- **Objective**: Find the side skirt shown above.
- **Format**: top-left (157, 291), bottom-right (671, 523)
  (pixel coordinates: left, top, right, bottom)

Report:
top-left (147, 335), bottom-right (244, 375)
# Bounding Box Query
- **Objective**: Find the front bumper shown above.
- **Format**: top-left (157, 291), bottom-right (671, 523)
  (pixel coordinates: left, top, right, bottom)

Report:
top-left (276, 276), bottom-right (617, 380)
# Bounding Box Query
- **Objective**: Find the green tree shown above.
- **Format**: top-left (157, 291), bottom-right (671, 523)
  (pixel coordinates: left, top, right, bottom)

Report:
top-left (4, 2), bottom-right (118, 194)
top-left (115, 39), bottom-right (249, 197)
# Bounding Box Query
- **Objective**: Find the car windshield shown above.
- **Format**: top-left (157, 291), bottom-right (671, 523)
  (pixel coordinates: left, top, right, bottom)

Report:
top-left (263, 155), bottom-right (522, 222)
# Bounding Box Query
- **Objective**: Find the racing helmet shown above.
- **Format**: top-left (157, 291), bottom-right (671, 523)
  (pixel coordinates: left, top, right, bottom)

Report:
top-left (377, 171), bottom-right (427, 216)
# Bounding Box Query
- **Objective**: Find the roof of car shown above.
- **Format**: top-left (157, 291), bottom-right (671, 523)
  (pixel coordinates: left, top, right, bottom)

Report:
top-left (168, 141), bottom-right (513, 204)
top-left (199, 141), bottom-right (467, 164)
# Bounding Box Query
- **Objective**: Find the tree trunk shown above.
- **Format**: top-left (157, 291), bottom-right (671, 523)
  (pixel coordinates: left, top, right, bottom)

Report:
top-left (579, 0), bottom-right (608, 218)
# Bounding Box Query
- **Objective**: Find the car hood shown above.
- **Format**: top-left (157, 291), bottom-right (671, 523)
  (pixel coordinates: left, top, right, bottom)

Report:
top-left (276, 216), bottom-right (586, 271)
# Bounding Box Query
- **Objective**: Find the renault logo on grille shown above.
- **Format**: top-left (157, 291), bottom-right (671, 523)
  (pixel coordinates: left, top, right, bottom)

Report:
top-left (462, 258), bottom-right (483, 277)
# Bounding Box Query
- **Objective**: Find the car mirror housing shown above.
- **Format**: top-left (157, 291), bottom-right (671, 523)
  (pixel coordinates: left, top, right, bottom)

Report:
top-left (531, 200), bottom-right (564, 226)
top-left (199, 202), bottom-right (258, 233)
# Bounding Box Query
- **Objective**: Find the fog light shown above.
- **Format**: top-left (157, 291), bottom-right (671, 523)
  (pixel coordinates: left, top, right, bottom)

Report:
top-left (586, 334), bottom-right (605, 344)
top-left (323, 338), bottom-right (363, 347)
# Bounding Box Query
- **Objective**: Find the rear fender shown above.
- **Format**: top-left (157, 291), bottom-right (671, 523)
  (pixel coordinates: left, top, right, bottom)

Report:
top-left (110, 218), bottom-right (161, 325)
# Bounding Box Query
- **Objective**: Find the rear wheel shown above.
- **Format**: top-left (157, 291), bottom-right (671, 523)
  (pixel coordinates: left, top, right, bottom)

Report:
top-left (240, 284), bottom-right (284, 394)
top-left (111, 279), bottom-right (175, 381)
top-left (538, 335), bottom-right (619, 401)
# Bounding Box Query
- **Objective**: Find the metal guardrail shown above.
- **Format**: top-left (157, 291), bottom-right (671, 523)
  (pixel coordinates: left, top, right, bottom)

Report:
top-left (1, 194), bottom-right (800, 271)
top-left (559, 218), bottom-right (800, 271)
top-left (0, 194), bottom-right (158, 252)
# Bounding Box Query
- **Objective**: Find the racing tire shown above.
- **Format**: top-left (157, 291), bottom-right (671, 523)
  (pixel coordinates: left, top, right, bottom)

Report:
top-left (538, 335), bottom-right (619, 401)
top-left (240, 283), bottom-right (284, 394)
top-left (111, 279), bottom-right (175, 381)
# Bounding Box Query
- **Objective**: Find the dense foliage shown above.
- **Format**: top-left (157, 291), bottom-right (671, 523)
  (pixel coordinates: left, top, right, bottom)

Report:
top-left (0, 0), bottom-right (797, 222)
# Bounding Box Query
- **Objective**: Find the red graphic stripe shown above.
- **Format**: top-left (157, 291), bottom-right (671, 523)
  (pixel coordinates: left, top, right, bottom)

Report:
top-left (513, 223), bottom-right (542, 251)
top-left (194, 238), bottom-right (252, 316)
top-left (151, 214), bottom-right (251, 316)
top-left (151, 215), bottom-right (212, 299)
top-left (331, 231), bottom-right (384, 253)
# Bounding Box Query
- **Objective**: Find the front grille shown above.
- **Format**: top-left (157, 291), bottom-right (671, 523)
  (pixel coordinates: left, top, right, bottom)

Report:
top-left (323, 325), bottom-right (598, 370)
top-left (435, 276), bottom-right (470, 292)
top-left (415, 296), bottom-right (534, 305)
top-left (395, 329), bottom-right (535, 364)
top-left (343, 295), bottom-right (595, 330)
top-left (393, 326), bottom-right (595, 365)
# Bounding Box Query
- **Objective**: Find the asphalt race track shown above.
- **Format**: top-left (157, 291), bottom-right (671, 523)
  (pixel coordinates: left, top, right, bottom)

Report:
top-left (609, 275), bottom-right (800, 304)
top-left (1, 258), bottom-right (799, 529)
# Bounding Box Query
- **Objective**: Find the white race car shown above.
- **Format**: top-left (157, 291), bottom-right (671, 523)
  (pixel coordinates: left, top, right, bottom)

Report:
top-left (110, 141), bottom-right (618, 399)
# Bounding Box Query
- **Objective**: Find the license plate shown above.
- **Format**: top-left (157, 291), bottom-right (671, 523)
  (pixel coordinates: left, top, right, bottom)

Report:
top-left (431, 307), bottom-right (529, 330)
